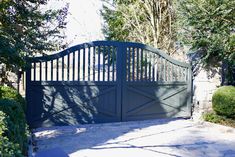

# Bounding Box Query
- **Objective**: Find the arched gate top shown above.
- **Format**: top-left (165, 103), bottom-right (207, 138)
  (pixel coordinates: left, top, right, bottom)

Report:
top-left (27, 41), bottom-right (190, 68)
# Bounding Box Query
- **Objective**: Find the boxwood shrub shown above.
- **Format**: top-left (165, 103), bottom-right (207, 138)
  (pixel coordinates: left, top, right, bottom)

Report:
top-left (212, 86), bottom-right (235, 118)
top-left (0, 86), bottom-right (26, 112)
top-left (0, 99), bottom-right (28, 156)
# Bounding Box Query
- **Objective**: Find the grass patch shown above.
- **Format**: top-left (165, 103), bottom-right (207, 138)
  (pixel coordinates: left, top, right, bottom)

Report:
top-left (203, 112), bottom-right (235, 128)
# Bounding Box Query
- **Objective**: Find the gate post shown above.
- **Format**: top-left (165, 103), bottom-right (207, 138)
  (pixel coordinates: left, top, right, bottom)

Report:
top-left (25, 60), bottom-right (32, 125)
top-left (116, 42), bottom-right (127, 121)
top-left (187, 63), bottom-right (193, 116)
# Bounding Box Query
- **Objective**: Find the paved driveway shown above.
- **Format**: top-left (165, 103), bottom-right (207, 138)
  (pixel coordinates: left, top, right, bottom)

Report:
top-left (32, 118), bottom-right (235, 157)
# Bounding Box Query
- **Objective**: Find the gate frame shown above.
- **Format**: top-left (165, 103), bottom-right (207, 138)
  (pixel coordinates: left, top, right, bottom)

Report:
top-left (26, 41), bottom-right (192, 127)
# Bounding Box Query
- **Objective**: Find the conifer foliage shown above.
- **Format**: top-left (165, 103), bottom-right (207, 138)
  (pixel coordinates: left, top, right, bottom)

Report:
top-left (0, 0), bottom-right (68, 71)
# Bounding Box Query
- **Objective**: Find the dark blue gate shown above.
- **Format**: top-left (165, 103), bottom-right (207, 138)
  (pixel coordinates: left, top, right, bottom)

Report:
top-left (26, 41), bottom-right (192, 128)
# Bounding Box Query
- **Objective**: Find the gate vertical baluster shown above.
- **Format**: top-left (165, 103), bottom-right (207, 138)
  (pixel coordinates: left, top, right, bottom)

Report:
top-left (107, 46), bottom-right (110, 81)
top-left (56, 58), bottom-right (59, 81)
top-left (181, 67), bottom-right (183, 81)
top-left (145, 51), bottom-right (147, 81)
top-left (88, 47), bottom-right (91, 81)
top-left (136, 48), bottom-right (139, 81)
top-left (78, 49), bottom-right (80, 81)
top-left (170, 62), bottom-right (172, 82)
top-left (34, 62), bottom-right (36, 81)
top-left (152, 53), bottom-right (155, 82)
top-left (178, 66), bottom-right (181, 81)
top-left (45, 61), bottom-right (48, 81)
top-left (148, 53), bottom-right (151, 81)
top-left (98, 46), bottom-right (100, 81)
top-left (132, 47), bottom-right (135, 81)
top-left (112, 47), bottom-right (115, 81)
top-left (83, 47), bottom-right (86, 81)
top-left (126, 48), bottom-right (128, 81)
top-left (156, 55), bottom-right (159, 81)
top-left (176, 65), bottom-right (178, 81)
top-left (180, 66), bottom-right (182, 81)
top-left (140, 49), bottom-right (143, 81)
top-left (163, 59), bottom-right (166, 81)
top-left (51, 60), bottom-right (53, 81)
top-left (93, 46), bottom-right (95, 81)
top-left (168, 62), bottom-right (170, 81)
top-left (175, 65), bottom-right (177, 81)
top-left (128, 47), bottom-right (131, 82)
top-left (73, 51), bottom-right (75, 81)
top-left (39, 61), bottom-right (42, 81)
top-left (67, 52), bottom-right (70, 81)
top-left (160, 57), bottom-right (163, 81)
top-left (62, 56), bottom-right (64, 81)
top-left (103, 46), bottom-right (106, 81)
top-left (185, 68), bottom-right (187, 81)
top-left (169, 62), bottom-right (171, 82)
top-left (166, 61), bottom-right (169, 82)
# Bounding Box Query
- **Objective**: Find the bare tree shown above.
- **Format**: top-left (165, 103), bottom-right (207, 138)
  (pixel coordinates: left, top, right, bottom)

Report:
top-left (101, 0), bottom-right (177, 54)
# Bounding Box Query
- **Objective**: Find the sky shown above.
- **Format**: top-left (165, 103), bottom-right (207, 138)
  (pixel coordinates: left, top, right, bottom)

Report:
top-left (47, 0), bottom-right (105, 47)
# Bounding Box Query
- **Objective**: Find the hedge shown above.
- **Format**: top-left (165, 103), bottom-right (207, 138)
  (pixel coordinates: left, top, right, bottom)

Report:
top-left (0, 111), bottom-right (24, 156)
top-left (0, 86), bottom-right (26, 112)
top-left (0, 99), bottom-right (28, 156)
top-left (212, 86), bottom-right (235, 118)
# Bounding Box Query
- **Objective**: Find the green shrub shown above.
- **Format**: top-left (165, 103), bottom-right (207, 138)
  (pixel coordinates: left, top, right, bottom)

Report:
top-left (0, 111), bottom-right (23, 157)
top-left (0, 86), bottom-right (26, 112)
top-left (0, 99), bottom-right (28, 156)
top-left (203, 112), bottom-right (223, 124)
top-left (212, 86), bottom-right (235, 118)
top-left (203, 112), bottom-right (235, 128)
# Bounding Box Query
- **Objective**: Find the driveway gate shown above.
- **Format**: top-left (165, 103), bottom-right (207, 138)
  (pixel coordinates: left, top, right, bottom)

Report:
top-left (26, 41), bottom-right (192, 128)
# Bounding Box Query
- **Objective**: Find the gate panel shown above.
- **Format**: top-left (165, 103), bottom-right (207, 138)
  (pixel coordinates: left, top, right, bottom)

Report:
top-left (27, 82), bottom-right (119, 127)
top-left (122, 44), bottom-right (192, 121)
top-left (26, 42), bottom-right (121, 128)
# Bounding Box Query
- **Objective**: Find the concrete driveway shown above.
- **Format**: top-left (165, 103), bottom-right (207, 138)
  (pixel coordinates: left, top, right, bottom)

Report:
top-left (32, 118), bottom-right (235, 157)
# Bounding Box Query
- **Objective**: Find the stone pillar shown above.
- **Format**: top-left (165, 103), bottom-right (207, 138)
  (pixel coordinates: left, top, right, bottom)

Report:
top-left (192, 65), bottom-right (221, 120)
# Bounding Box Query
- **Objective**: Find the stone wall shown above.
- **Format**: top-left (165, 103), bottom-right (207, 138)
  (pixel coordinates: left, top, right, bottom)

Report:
top-left (192, 65), bottom-right (221, 120)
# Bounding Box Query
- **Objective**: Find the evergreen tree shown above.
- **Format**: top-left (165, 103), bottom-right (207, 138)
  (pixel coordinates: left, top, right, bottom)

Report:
top-left (177, 0), bottom-right (235, 84)
top-left (0, 0), bottom-right (68, 72)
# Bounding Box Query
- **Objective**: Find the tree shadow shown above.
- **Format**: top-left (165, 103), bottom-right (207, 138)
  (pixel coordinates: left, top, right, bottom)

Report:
top-left (33, 119), bottom-right (235, 157)
top-left (33, 118), bottom-right (190, 156)
top-left (27, 81), bottom-right (120, 128)
top-left (26, 78), bottom-right (191, 128)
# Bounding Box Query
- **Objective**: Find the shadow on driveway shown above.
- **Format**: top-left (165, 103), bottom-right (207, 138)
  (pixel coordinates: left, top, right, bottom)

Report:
top-left (32, 118), bottom-right (235, 157)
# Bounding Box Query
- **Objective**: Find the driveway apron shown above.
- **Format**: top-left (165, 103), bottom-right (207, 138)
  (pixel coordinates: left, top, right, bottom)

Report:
top-left (32, 118), bottom-right (235, 157)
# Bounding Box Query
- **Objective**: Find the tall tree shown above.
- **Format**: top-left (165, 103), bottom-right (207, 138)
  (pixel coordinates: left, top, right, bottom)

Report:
top-left (101, 0), bottom-right (178, 54)
top-left (177, 0), bottom-right (235, 84)
top-left (0, 0), bottom-right (68, 72)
